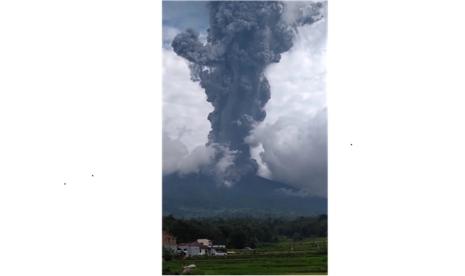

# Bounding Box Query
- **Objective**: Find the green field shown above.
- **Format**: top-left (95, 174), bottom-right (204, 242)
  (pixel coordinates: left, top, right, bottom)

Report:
top-left (163, 238), bottom-right (327, 275)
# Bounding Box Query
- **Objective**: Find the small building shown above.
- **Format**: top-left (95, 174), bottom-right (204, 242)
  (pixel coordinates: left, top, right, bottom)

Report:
top-left (162, 231), bottom-right (177, 252)
top-left (178, 240), bottom-right (227, 257)
top-left (212, 245), bottom-right (227, 256)
top-left (178, 242), bottom-right (201, 257)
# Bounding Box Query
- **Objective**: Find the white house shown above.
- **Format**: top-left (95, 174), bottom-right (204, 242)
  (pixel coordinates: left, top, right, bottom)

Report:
top-left (178, 241), bottom-right (227, 257)
top-left (178, 242), bottom-right (201, 257)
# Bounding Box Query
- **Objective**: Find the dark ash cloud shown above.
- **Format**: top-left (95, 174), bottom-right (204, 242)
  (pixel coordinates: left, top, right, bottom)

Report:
top-left (171, 1), bottom-right (325, 185)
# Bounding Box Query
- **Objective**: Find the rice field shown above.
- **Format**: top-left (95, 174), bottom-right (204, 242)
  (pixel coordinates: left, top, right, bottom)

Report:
top-left (162, 238), bottom-right (327, 275)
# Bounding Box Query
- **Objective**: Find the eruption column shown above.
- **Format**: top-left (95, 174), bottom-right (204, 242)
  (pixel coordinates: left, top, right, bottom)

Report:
top-left (172, 1), bottom-right (324, 184)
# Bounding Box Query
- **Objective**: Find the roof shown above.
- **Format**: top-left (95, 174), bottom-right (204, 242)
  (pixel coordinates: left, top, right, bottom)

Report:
top-left (178, 242), bottom-right (201, 247)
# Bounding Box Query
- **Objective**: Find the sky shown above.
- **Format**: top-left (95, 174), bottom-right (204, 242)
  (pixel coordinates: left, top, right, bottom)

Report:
top-left (162, 1), bottom-right (327, 197)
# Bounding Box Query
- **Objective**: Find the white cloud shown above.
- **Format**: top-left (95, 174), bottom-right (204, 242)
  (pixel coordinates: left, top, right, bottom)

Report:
top-left (163, 49), bottom-right (212, 151)
top-left (162, 132), bottom-right (188, 175)
top-left (282, 1), bottom-right (327, 26)
top-left (177, 144), bottom-right (215, 175)
top-left (162, 26), bottom-right (180, 47)
top-left (247, 18), bottom-right (327, 197)
top-left (163, 132), bottom-right (215, 175)
top-left (162, 48), bottom-right (213, 174)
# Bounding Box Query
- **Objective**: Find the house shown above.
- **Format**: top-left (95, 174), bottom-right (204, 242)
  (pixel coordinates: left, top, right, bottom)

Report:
top-left (178, 242), bottom-right (201, 257)
top-left (162, 231), bottom-right (177, 252)
top-left (177, 240), bottom-right (228, 257)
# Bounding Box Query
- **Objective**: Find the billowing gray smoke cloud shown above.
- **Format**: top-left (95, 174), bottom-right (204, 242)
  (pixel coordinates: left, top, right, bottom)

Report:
top-left (172, 1), bottom-right (325, 184)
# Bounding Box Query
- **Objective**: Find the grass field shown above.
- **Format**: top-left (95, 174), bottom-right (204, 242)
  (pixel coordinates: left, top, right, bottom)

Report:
top-left (163, 238), bottom-right (327, 275)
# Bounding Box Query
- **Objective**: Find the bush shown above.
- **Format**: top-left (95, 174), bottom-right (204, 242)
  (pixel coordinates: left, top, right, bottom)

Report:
top-left (163, 247), bottom-right (174, 261)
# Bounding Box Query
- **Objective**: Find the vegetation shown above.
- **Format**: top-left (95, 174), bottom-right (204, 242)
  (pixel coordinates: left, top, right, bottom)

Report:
top-left (163, 215), bottom-right (327, 249)
top-left (163, 247), bottom-right (175, 261)
top-left (162, 215), bottom-right (327, 275)
top-left (163, 237), bottom-right (327, 275)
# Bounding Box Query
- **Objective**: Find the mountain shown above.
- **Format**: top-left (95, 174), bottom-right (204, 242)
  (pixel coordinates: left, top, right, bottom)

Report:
top-left (163, 173), bottom-right (327, 218)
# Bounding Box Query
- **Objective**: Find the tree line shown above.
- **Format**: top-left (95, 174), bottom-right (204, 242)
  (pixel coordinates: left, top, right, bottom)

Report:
top-left (163, 215), bottom-right (327, 249)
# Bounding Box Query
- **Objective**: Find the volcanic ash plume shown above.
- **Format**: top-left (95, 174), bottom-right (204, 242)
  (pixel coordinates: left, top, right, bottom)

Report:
top-left (171, 1), bottom-right (325, 185)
